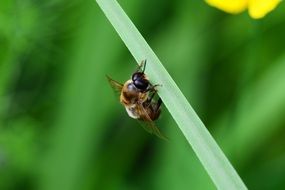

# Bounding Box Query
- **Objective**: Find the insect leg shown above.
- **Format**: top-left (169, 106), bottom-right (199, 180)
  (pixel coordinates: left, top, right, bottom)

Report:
top-left (148, 91), bottom-right (156, 102)
top-left (144, 91), bottom-right (157, 107)
top-left (155, 98), bottom-right (162, 112)
top-left (144, 83), bottom-right (161, 107)
top-left (147, 98), bottom-right (162, 121)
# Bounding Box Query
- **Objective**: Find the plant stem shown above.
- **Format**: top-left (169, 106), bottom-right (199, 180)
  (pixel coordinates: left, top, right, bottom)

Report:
top-left (95, 0), bottom-right (247, 189)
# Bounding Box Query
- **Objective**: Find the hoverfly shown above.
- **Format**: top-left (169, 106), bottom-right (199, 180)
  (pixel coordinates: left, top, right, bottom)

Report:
top-left (106, 60), bottom-right (166, 139)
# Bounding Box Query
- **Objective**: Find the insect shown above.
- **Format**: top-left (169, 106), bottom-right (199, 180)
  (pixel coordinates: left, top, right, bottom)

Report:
top-left (106, 60), bottom-right (166, 139)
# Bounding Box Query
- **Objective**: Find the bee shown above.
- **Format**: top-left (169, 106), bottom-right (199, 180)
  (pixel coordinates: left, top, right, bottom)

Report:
top-left (106, 60), bottom-right (166, 139)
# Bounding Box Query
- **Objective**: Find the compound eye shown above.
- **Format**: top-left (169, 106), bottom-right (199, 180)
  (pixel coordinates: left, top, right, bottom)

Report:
top-left (132, 72), bottom-right (142, 81)
top-left (134, 79), bottom-right (148, 90)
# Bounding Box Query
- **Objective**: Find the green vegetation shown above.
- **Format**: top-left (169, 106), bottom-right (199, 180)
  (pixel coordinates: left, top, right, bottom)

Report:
top-left (96, 0), bottom-right (246, 189)
top-left (0, 0), bottom-right (285, 190)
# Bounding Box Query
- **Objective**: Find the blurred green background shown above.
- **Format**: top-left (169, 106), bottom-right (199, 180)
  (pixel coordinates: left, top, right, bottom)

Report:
top-left (1, 0), bottom-right (285, 189)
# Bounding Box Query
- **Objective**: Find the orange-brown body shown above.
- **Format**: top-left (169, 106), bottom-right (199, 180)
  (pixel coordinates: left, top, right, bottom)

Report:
top-left (120, 80), bottom-right (148, 106)
top-left (118, 78), bottom-right (161, 121)
top-left (106, 60), bottom-right (165, 139)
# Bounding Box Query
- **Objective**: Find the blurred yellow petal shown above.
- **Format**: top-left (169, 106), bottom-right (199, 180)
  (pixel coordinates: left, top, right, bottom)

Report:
top-left (249, 0), bottom-right (281, 19)
top-left (206, 0), bottom-right (248, 14)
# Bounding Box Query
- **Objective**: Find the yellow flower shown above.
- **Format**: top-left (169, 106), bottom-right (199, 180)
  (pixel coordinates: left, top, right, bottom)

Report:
top-left (206, 0), bottom-right (282, 19)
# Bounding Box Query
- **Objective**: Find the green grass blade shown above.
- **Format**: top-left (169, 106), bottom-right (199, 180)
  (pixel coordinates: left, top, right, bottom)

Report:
top-left (95, 0), bottom-right (247, 189)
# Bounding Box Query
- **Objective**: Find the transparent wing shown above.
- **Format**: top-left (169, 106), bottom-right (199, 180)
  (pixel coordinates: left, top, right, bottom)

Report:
top-left (106, 75), bottom-right (123, 95)
top-left (136, 103), bottom-right (168, 140)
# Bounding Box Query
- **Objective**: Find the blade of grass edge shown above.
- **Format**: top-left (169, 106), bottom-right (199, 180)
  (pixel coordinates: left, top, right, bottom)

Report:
top-left (95, 0), bottom-right (247, 189)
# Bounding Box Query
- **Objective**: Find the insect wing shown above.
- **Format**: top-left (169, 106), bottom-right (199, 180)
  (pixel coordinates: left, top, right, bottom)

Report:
top-left (106, 75), bottom-right (123, 95)
top-left (136, 103), bottom-right (168, 140)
